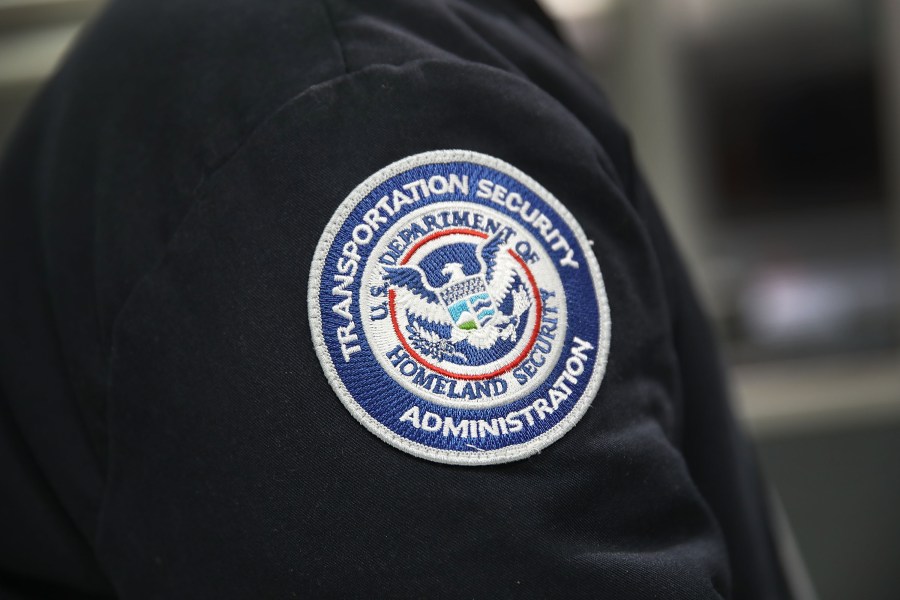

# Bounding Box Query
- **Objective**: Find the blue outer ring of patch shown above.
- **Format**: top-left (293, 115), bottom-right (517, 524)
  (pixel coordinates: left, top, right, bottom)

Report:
top-left (309, 150), bottom-right (610, 465)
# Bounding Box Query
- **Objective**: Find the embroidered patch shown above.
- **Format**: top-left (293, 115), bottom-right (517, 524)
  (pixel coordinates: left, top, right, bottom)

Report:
top-left (308, 150), bottom-right (610, 465)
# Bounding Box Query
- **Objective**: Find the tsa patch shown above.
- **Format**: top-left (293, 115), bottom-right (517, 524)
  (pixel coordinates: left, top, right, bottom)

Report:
top-left (308, 150), bottom-right (610, 465)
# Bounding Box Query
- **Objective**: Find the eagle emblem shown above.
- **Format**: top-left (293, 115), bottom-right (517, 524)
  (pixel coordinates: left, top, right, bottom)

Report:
top-left (310, 151), bottom-right (608, 464)
top-left (383, 231), bottom-right (532, 353)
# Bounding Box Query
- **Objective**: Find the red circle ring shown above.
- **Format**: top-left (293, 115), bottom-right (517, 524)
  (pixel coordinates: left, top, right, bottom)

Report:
top-left (387, 228), bottom-right (543, 381)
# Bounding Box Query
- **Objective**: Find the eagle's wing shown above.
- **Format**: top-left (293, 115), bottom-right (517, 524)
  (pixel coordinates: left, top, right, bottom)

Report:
top-left (464, 324), bottom-right (501, 349)
top-left (511, 287), bottom-right (531, 317)
top-left (480, 232), bottom-right (518, 305)
top-left (383, 265), bottom-right (454, 325)
top-left (480, 231), bottom-right (505, 284)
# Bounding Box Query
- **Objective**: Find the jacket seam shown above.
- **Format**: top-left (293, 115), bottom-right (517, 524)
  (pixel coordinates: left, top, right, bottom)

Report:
top-left (320, 0), bottom-right (350, 75)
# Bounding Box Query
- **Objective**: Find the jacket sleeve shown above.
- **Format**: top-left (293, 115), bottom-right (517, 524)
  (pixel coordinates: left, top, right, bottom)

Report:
top-left (97, 59), bottom-right (733, 598)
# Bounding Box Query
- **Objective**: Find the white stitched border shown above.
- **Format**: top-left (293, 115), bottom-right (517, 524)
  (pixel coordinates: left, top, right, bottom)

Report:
top-left (307, 150), bottom-right (612, 466)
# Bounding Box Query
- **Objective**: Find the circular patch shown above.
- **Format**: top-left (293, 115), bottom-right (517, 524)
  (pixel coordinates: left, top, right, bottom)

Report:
top-left (308, 150), bottom-right (610, 465)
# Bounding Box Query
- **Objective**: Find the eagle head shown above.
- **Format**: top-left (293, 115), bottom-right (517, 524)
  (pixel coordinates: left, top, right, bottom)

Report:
top-left (440, 262), bottom-right (466, 283)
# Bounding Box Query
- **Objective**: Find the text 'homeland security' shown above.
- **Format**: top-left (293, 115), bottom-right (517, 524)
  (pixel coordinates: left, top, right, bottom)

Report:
top-left (398, 337), bottom-right (594, 440)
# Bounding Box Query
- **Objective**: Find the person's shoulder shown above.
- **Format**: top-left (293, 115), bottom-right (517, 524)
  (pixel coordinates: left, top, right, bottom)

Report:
top-left (51, 0), bottom-right (543, 174)
top-left (75, 0), bottom-right (534, 94)
top-left (321, 0), bottom-right (534, 72)
top-left (62, 0), bottom-right (346, 127)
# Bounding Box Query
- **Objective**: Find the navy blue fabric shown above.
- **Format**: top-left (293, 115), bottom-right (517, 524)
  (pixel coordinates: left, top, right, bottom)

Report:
top-left (0, 0), bottom-right (791, 597)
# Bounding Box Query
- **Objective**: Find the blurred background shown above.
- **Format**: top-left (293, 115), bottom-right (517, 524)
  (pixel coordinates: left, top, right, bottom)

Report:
top-left (545, 1), bottom-right (900, 598)
top-left (1, 0), bottom-right (898, 597)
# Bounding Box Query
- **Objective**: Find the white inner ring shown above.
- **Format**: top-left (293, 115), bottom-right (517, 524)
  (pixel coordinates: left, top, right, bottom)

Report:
top-left (360, 202), bottom-right (568, 409)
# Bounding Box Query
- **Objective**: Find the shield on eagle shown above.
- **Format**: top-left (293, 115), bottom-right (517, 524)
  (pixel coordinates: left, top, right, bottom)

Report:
top-left (439, 274), bottom-right (497, 330)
